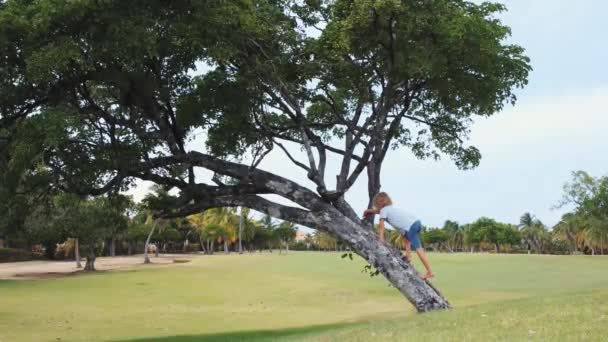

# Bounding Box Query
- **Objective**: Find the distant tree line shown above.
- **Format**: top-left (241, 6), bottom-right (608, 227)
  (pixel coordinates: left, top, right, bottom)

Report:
top-left (0, 186), bottom-right (299, 270)
top-left (2, 170), bottom-right (606, 268)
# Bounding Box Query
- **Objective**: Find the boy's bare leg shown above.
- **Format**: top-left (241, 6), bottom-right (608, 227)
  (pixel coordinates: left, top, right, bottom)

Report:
top-left (403, 239), bottom-right (412, 262)
top-left (415, 248), bottom-right (435, 279)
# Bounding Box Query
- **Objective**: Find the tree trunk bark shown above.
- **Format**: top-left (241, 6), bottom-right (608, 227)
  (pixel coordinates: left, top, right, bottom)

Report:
top-left (224, 239), bottom-right (228, 254)
top-left (84, 245), bottom-right (96, 271)
top-left (127, 243), bottom-right (132, 256)
top-left (144, 220), bottom-right (159, 264)
top-left (495, 243), bottom-right (500, 253)
top-left (198, 236), bottom-right (207, 254)
top-left (566, 232), bottom-right (577, 254)
top-left (109, 238), bottom-right (116, 257)
top-left (365, 161), bottom-right (382, 230)
top-left (534, 238), bottom-right (541, 254)
top-left (75, 238), bottom-right (82, 268)
top-left (311, 206), bottom-right (450, 312)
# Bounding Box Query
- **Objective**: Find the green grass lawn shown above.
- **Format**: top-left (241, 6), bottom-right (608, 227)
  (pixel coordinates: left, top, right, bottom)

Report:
top-left (1, 252), bottom-right (608, 341)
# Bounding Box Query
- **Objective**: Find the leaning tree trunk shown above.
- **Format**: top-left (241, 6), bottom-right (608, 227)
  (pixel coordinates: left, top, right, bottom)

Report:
top-left (84, 245), bottom-right (96, 271)
top-left (144, 220), bottom-right (159, 264)
top-left (223, 239), bottom-right (229, 254)
top-left (74, 238), bottom-right (82, 268)
top-left (312, 205), bottom-right (450, 312)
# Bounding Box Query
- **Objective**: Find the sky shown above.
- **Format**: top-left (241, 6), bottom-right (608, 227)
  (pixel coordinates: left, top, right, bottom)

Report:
top-left (129, 0), bottom-right (608, 229)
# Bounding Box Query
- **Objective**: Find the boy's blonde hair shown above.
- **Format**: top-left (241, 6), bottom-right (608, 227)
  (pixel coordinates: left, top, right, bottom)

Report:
top-left (372, 192), bottom-right (392, 210)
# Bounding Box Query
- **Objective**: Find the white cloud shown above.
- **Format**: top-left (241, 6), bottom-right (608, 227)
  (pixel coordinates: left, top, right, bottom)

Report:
top-left (472, 86), bottom-right (608, 152)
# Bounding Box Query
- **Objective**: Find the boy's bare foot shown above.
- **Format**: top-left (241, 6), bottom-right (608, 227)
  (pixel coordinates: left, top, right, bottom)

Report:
top-left (423, 272), bottom-right (435, 280)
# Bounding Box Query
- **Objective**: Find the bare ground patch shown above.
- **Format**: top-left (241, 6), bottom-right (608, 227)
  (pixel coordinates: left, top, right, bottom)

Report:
top-left (0, 254), bottom-right (193, 280)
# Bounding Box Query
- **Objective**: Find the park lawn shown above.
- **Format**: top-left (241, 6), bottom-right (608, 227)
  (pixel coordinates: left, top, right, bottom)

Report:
top-left (0, 253), bottom-right (607, 341)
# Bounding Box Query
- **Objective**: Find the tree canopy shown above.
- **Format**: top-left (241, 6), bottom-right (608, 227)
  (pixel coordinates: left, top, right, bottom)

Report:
top-left (0, 0), bottom-right (530, 312)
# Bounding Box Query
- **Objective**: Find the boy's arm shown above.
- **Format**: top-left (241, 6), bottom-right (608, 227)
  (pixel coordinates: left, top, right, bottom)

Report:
top-left (378, 219), bottom-right (385, 242)
top-left (363, 208), bottom-right (379, 217)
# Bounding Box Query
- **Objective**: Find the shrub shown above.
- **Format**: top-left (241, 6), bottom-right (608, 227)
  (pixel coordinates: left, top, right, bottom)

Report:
top-left (184, 243), bottom-right (200, 253)
top-left (289, 241), bottom-right (309, 251)
top-left (0, 248), bottom-right (34, 263)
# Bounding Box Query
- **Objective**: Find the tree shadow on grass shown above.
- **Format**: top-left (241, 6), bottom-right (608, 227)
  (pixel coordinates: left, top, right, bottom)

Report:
top-left (111, 321), bottom-right (359, 342)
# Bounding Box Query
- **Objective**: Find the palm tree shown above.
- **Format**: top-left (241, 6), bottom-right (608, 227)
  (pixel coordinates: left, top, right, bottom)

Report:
top-left (143, 214), bottom-right (160, 263)
top-left (215, 208), bottom-right (238, 253)
top-left (141, 184), bottom-right (171, 263)
top-left (188, 213), bottom-right (207, 253)
top-left (388, 230), bottom-right (406, 250)
top-left (260, 215), bottom-right (277, 252)
top-left (238, 207), bottom-right (250, 254)
top-left (275, 221), bottom-right (297, 253)
top-left (241, 214), bottom-right (258, 252)
top-left (202, 224), bottom-right (223, 254)
top-left (462, 224), bottom-right (479, 253)
top-left (519, 213), bottom-right (548, 254)
top-left (581, 217), bottom-right (607, 255)
top-left (553, 213), bottom-right (585, 254)
top-left (188, 209), bottom-right (230, 254)
top-left (313, 231), bottom-right (337, 251)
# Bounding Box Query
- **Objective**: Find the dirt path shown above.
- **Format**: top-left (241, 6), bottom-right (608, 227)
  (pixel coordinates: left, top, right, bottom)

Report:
top-left (0, 254), bottom-right (193, 280)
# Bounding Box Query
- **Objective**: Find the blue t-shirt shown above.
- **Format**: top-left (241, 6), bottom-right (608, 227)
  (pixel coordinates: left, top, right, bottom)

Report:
top-left (379, 205), bottom-right (418, 233)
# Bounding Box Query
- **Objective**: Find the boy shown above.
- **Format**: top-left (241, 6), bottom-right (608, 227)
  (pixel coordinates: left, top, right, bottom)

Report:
top-left (363, 192), bottom-right (435, 280)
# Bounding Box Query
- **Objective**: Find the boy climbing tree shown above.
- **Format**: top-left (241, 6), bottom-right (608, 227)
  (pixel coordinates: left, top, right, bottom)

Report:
top-left (364, 193), bottom-right (435, 280)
